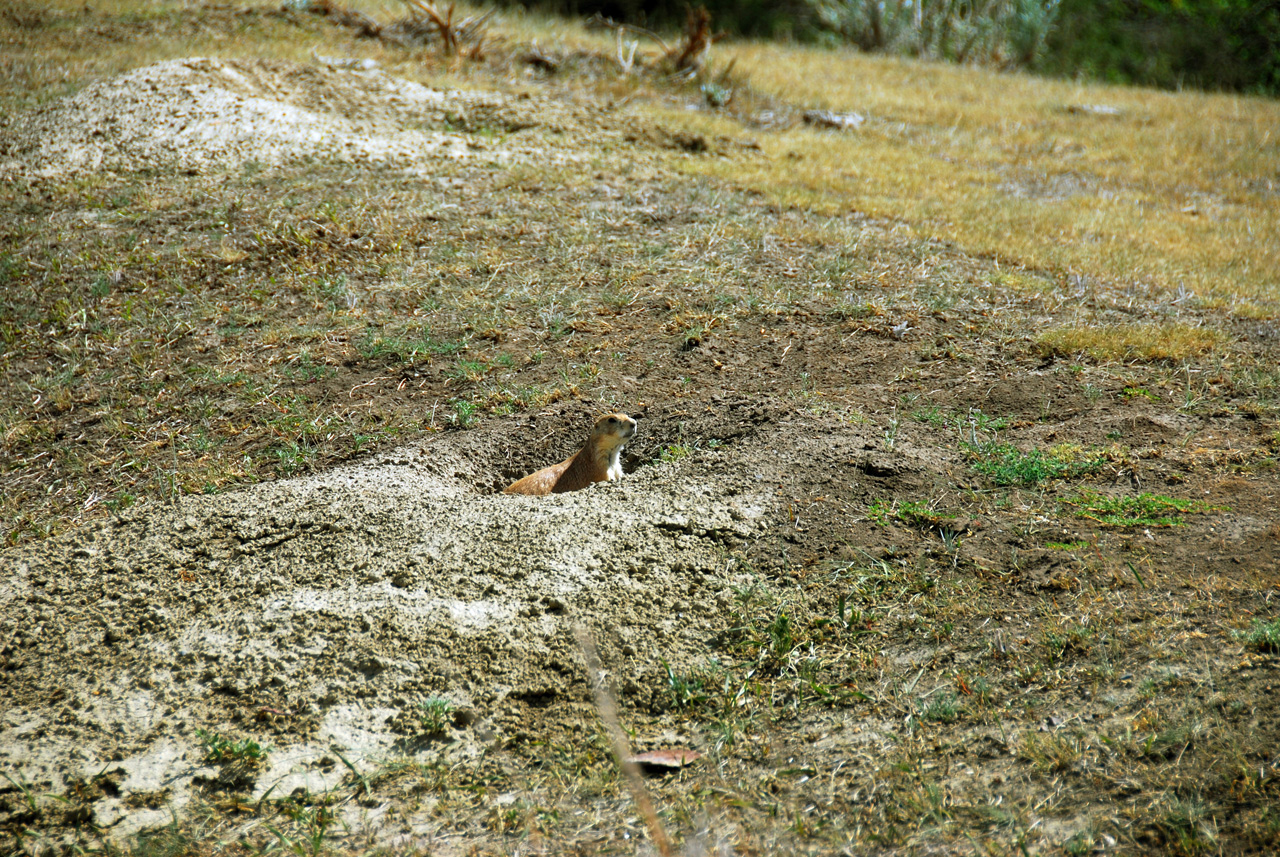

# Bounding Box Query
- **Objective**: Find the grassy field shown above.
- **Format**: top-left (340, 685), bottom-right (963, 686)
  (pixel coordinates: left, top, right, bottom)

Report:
top-left (1, 1), bottom-right (1279, 855)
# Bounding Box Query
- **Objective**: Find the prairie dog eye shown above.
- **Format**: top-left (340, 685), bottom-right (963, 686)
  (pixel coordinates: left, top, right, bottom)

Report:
top-left (607, 417), bottom-right (617, 424)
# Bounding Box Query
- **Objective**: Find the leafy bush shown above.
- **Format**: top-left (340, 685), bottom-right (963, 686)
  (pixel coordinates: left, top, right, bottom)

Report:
top-left (809, 0), bottom-right (1060, 65)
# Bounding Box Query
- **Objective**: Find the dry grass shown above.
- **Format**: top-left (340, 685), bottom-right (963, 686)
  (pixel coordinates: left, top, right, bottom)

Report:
top-left (663, 43), bottom-right (1280, 309)
top-left (1035, 322), bottom-right (1224, 363)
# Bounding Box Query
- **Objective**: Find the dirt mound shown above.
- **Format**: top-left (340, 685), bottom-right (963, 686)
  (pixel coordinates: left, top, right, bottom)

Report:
top-left (0, 422), bottom-right (776, 842)
top-left (0, 57), bottom-right (556, 177)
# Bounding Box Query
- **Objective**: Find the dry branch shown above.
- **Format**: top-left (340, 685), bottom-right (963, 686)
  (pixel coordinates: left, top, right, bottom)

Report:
top-left (397, 0), bottom-right (494, 57)
top-left (669, 6), bottom-right (721, 74)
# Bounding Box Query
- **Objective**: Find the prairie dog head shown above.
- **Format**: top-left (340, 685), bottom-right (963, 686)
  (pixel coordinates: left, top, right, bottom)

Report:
top-left (590, 413), bottom-right (637, 479)
top-left (590, 413), bottom-right (637, 449)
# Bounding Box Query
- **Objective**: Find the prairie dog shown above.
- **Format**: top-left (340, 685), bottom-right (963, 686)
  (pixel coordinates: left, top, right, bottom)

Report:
top-left (504, 413), bottom-right (637, 496)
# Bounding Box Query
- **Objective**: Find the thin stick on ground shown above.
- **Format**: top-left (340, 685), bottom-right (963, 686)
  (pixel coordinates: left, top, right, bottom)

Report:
top-left (575, 625), bottom-right (674, 857)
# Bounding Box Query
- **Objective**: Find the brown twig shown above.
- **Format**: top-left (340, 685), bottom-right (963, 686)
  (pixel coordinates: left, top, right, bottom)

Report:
top-left (575, 626), bottom-right (674, 857)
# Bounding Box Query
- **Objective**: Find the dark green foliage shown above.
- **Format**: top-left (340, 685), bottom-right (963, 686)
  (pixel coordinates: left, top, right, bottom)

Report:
top-left (496, 0), bottom-right (819, 38)
top-left (1040, 0), bottom-right (1280, 94)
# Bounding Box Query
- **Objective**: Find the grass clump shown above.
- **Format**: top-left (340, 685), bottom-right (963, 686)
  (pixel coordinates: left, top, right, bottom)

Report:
top-left (1035, 323), bottom-right (1222, 363)
top-left (919, 693), bottom-right (962, 724)
top-left (1064, 491), bottom-right (1223, 527)
top-left (966, 441), bottom-right (1103, 486)
top-left (1017, 731), bottom-right (1083, 774)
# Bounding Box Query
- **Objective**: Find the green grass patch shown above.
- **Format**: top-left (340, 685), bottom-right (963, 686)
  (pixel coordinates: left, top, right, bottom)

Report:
top-left (1064, 491), bottom-right (1224, 527)
top-left (966, 441), bottom-right (1104, 486)
top-left (868, 498), bottom-right (958, 529)
top-left (356, 329), bottom-right (468, 364)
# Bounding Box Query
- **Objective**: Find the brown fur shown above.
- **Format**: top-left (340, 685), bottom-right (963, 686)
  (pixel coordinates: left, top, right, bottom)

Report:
top-left (504, 413), bottom-right (637, 496)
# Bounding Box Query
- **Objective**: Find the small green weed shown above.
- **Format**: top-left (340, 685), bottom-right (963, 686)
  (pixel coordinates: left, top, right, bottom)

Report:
top-left (195, 729), bottom-right (269, 765)
top-left (919, 693), bottom-right (961, 724)
top-left (653, 429), bottom-right (724, 464)
top-left (1041, 625), bottom-right (1093, 663)
top-left (271, 441), bottom-right (313, 476)
top-left (285, 353), bottom-right (333, 382)
top-left (1017, 732), bottom-right (1083, 774)
top-left (1123, 386), bottom-right (1158, 401)
top-left (1064, 491), bottom-right (1223, 527)
top-left (418, 697), bottom-right (455, 735)
top-left (656, 442), bottom-right (694, 463)
top-left (1237, 618), bottom-right (1280, 653)
top-left (816, 592), bottom-right (875, 638)
top-left (450, 399), bottom-right (478, 428)
top-left (264, 796), bottom-right (343, 857)
top-left (662, 660), bottom-right (710, 711)
top-left (0, 769), bottom-right (68, 815)
top-left (913, 406), bottom-right (947, 426)
top-left (447, 359), bottom-right (488, 383)
top-left (1062, 832), bottom-right (1096, 857)
top-left (882, 410), bottom-right (900, 451)
top-left (103, 492), bottom-right (137, 511)
top-left (914, 406), bottom-right (1008, 442)
top-left (700, 80), bottom-right (732, 108)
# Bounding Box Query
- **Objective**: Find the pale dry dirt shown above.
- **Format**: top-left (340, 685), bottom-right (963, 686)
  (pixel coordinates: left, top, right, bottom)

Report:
top-left (2, 53), bottom-right (1279, 856)
top-left (0, 56), bottom-right (617, 178)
